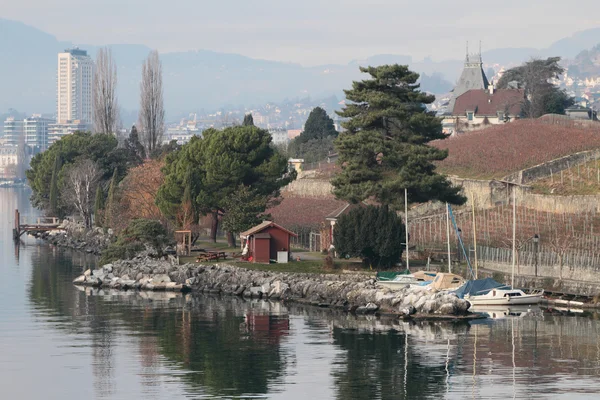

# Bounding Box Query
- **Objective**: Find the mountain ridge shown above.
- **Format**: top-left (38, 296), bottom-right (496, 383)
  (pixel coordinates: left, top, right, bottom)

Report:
top-left (1, 18), bottom-right (599, 117)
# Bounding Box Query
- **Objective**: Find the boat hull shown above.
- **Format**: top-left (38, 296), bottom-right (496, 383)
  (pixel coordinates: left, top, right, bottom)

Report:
top-left (376, 280), bottom-right (418, 290)
top-left (466, 294), bottom-right (542, 306)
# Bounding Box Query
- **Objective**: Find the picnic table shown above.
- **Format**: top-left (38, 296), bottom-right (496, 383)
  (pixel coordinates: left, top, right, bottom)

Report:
top-left (195, 250), bottom-right (227, 262)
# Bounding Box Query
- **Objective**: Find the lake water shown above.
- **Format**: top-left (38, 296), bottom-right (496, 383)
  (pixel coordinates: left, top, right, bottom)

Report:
top-left (2, 187), bottom-right (600, 399)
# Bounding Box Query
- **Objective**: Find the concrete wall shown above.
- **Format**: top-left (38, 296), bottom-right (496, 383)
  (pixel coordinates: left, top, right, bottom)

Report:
top-left (504, 149), bottom-right (600, 185)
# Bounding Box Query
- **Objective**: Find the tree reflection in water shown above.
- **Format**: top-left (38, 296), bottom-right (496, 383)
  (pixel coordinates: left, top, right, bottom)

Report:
top-left (330, 321), bottom-right (469, 400)
top-left (24, 243), bottom-right (600, 399)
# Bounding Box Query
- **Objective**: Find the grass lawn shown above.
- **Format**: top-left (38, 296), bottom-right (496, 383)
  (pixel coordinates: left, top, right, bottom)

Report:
top-left (178, 250), bottom-right (373, 275)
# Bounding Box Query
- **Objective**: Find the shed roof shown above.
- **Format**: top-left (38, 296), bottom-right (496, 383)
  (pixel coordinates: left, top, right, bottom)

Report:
top-left (325, 202), bottom-right (367, 220)
top-left (240, 221), bottom-right (298, 238)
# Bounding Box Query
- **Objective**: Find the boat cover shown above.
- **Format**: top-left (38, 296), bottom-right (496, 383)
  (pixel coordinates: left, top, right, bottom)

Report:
top-left (376, 270), bottom-right (411, 281)
top-left (453, 278), bottom-right (507, 299)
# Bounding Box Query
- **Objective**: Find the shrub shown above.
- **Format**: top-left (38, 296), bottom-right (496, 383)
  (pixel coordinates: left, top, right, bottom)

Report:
top-left (335, 206), bottom-right (405, 269)
top-left (100, 219), bottom-right (171, 264)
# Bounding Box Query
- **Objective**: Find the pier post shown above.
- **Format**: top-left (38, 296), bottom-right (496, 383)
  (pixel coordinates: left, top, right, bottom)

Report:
top-left (13, 209), bottom-right (20, 241)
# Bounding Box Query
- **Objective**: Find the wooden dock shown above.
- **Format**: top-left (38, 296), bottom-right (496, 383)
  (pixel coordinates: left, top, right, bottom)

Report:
top-left (12, 209), bottom-right (61, 241)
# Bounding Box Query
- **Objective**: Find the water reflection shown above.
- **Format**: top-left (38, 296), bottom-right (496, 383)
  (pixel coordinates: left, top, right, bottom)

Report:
top-left (22, 244), bottom-right (600, 399)
top-left (4, 188), bottom-right (600, 399)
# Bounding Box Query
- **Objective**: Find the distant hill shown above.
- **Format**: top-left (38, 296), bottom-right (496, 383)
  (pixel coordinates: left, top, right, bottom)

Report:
top-left (565, 44), bottom-right (600, 79)
top-left (1, 18), bottom-right (599, 117)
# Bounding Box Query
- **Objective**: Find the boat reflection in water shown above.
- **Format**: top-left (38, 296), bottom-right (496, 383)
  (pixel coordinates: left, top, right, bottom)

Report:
top-left (469, 304), bottom-right (541, 319)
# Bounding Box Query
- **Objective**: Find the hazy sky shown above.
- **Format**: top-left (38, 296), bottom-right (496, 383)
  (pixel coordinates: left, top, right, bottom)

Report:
top-left (3, 0), bottom-right (600, 65)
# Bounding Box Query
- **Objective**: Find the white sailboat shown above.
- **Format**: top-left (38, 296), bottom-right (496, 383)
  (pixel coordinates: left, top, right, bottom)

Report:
top-left (462, 189), bottom-right (543, 306)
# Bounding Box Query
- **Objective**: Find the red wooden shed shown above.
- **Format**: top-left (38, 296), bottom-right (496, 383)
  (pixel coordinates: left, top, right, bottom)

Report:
top-left (240, 221), bottom-right (298, 264)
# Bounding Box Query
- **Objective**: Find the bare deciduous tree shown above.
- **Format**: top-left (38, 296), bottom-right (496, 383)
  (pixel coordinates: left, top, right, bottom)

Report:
top-left (139, 50), bottom-right (165, 155)
top-left (64, 160), bottom-right (100, 228)
top-left (93, 47), bottom-right (120, 135)
top-left (548, 234), bottom-right (575, 279)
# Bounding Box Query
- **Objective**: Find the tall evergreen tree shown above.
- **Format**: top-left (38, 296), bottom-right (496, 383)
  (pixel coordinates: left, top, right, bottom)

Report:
top-left (125, 125), bottom-right (146, 161)
top-left (297, 107), bottom-right (337, 144)
top-left (49, 155), bottom-right (61, 216)
top-left (105, 168), bottom-right (118, 228)
top-left (242, 113), bottom-right (254, 126)
top-left (335, 206), bottom-right (405, 268)
top-left (333, 65), bottom-right (465, 208)
top-left (94, 185), bottom-right (105, 227)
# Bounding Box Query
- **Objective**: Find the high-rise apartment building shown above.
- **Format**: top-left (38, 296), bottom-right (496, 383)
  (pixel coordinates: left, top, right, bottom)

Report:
top-left (24, 115), bottom-right (54, 151)
top-left (3, 115), bottom-right (53, 153)
top-left (57, 48), bottom-right (94, 126)
top-left (3, 117), bottom-right (23, 146)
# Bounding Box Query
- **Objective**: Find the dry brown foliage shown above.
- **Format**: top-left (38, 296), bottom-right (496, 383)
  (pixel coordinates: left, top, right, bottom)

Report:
top-left (117, 159), bottom-right (165, 231)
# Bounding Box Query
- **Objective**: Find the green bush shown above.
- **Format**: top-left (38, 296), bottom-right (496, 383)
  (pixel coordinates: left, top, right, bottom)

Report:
top-left (100, 219), bottom-right (171, 264)
top-left (335, 205), bottom-right (405, 269)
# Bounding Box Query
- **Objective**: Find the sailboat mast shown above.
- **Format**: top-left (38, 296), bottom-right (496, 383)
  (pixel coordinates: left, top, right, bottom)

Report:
top-left (472, 192), bottom-right (478, 279)
top-left (446, 202), bottom-right (452, 274)
top-left (405, 188), bottom-right (409, 270)
top-left (512, 187), bottom-right (516, 288)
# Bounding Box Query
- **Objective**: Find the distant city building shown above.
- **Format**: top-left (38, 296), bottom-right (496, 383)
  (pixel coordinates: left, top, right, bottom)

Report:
top-left (24, 114), bottom-right (53, 151)
top-left (57, 48), bottom-right (93, 127)
top-left (164, 114), bottom-right (203, 145)
top-left (3, 115), bottom-right (52, 152)
top-left (3, 117), bottom-right (23, 146)
top-left (268, 128), bottom-right (289, 147)
top-left (0, 146), bottom-right (19, 179)
top-left (48, 120), bottom-right (89, 145)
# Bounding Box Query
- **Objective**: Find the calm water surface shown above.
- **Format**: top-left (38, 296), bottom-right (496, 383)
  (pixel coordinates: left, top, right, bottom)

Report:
top-left (2, 187), bottom-right (600, 399)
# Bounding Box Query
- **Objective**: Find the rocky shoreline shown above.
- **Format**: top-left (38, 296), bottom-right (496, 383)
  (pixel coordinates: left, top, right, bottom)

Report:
top-left (72, 256), bottom-right (473, 318)
top-left (33, 220), bottom-right (111, 255)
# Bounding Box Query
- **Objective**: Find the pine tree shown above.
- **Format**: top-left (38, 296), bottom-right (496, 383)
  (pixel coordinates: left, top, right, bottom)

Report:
top-left (94, 185), bottom-right (105, 227)
top-left (242, 113), bottom-right (254, 126)
top-left (105, 168), bottom-right (118, 228)
top-left (125, 125), bottom-right (146, 161)
top-left (49, 155), bottom-right (61, 217)
top-left (333, 64), bottom-right (465, 208)
top-left (335, 206), bottom-right (404, 268)
top-left (297, 107), bottom-right (337, 144)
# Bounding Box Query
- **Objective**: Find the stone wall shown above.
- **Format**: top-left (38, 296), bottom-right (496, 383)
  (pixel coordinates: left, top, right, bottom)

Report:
top-left (282, 178), bottom-right (334, 198)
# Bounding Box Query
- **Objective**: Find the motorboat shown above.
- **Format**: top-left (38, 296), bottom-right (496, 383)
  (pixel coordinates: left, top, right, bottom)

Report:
top-left (376, 270), bottom-right (439, 290)
top-left (376, 273), bottom-right (421, 290)
top-left (465, 287), bottom-right (544, 306)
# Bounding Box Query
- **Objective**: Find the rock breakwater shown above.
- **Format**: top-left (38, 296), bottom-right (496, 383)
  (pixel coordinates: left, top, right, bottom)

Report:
top-left (35, 220), bottom-right (111, 255)
top-left (73, 258), bottom-right (472, 318)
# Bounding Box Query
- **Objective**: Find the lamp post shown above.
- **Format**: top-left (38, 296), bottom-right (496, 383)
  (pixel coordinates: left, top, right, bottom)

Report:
top-left (456, 227), bottom-right (462, 264)
top-left (533, 234), bottom-right (540, 277)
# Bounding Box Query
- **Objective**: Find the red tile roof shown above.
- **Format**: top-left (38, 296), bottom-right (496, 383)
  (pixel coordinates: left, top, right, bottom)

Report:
top-left (452, 89), bottom-right (524, 117)
top-left (267, 196), bottom-right (348, 228)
